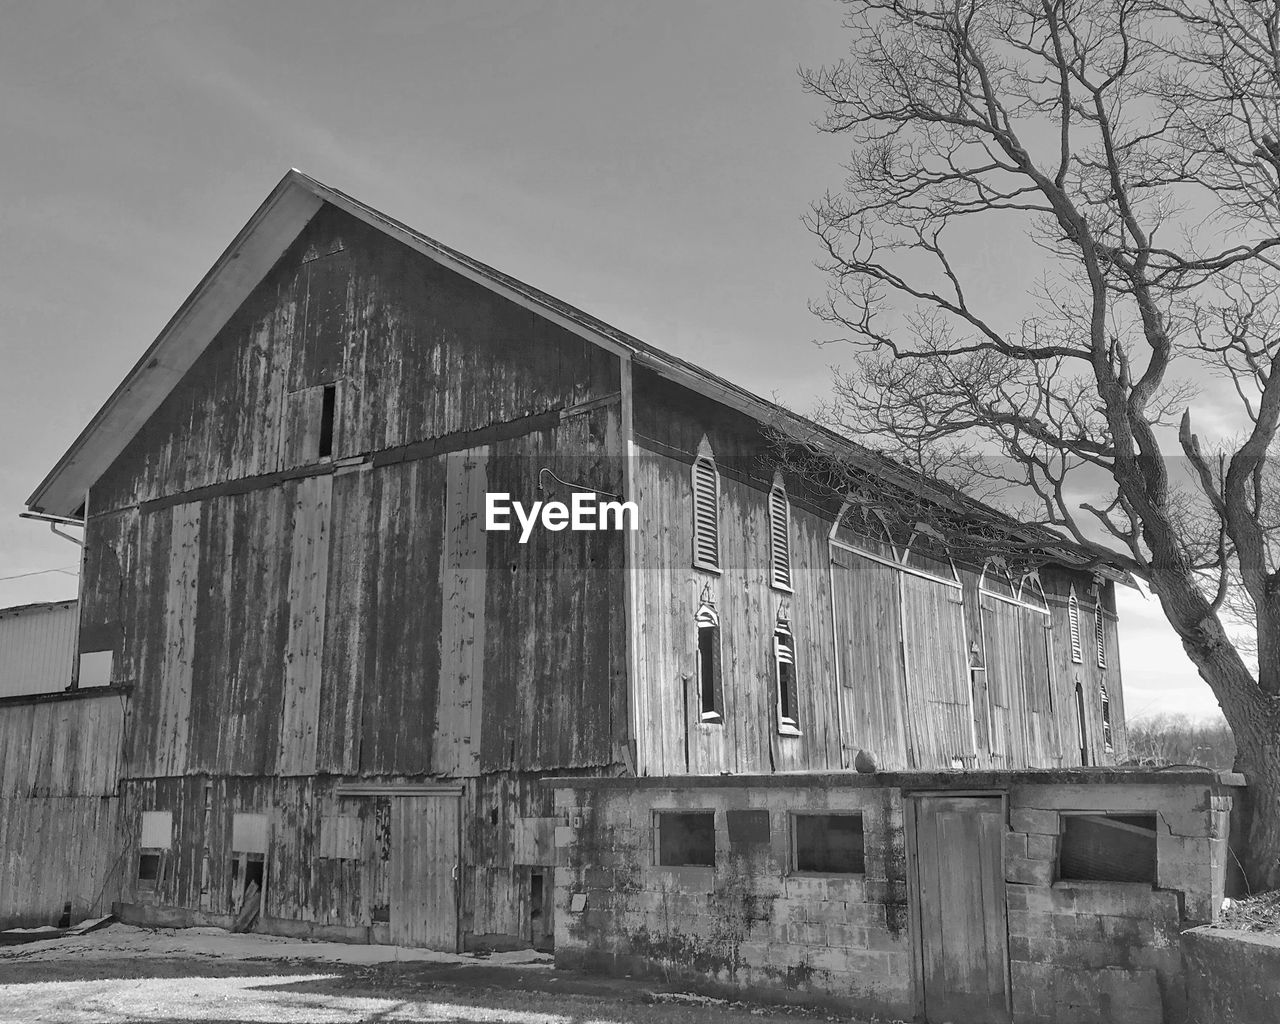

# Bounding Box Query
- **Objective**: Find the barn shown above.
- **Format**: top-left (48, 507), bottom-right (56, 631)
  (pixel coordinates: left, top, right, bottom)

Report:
top-left (9, 169), bottom-right (1234, 1021)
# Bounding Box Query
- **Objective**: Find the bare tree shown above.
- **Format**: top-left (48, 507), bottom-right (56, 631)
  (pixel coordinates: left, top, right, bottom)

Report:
top-left (801, 0), bottom-right (1280, 887)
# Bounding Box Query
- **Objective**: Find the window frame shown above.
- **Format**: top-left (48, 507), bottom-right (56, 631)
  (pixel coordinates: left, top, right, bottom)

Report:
top-left (695, 603), bottom-right (724, 724)
top-left (691, 440), bottom-right (722, 575)
top-left (768, 474), bottom-right (793, 593)
top-left (1067, 587), bottom-right (1083, 664)
top-left (789, 811), bottom-right (866, 876)
top-left (773, 617), bottom-right (800, 736)
top-left (1057, 811), bottom-right (1156, 886)
top-left (653, 809), bottom-right (717, 868)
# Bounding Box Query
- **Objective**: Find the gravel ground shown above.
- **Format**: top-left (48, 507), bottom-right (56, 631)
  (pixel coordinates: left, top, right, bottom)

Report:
top-left (0, 925), bottom-right (882, 1024)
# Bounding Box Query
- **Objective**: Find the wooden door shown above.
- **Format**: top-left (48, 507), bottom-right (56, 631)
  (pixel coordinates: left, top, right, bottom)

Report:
top-left (389, 794), bottom-right (460, 950)
top-left (912, 795), bottom-right (1010, 1024)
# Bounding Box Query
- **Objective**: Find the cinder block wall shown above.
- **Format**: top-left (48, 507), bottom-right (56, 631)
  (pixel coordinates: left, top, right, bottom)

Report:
top-left (1004, 782), bottom-right (1233, 1024)
top-left (553, 782), bottom-right (914, 1016)
top-left (553, 774), bottom-right (1238, 1024)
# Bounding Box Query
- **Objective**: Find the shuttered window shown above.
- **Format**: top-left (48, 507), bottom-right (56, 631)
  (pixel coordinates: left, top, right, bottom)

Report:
top-left (1100, 682), bottom-right (1114, 752)
top-left (1068, 589), bottom-right (1082, 664)
top-left (768, 476), bottom-right (793, 592)
top-left (696, 604), bottom-right (723, 722)
top-left (1096, 607), bottom-right (1107, 669)
top-left (692, 442), bottom-right (721, 573)
top-left (774, 619), bottom-right (800, 735)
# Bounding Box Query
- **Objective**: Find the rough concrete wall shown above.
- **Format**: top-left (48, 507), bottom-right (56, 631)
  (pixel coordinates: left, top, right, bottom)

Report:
top-left (552, 784), bottom-right (913, 1017)
top-left (1182, 927), bottom-right (1280, 1024)
top-left (1005, 782), bottom-right (1231, 1024)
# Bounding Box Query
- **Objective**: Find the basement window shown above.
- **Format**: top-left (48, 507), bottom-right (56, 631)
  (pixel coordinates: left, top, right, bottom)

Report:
top-left (696, 603), bottom-right (723, 723)
top-left (792, 813), bottom-right (865, 874)
top-left (138, 810), bottom-right (172, 889)
top-left (656, 811), bottom-right (716, 867)
top-left (1059, 813), bottom-right (1156, 884)
top-left (138, 852), bottom-right (161, 883)
top-left (318, 383), bottom-right (336, 459)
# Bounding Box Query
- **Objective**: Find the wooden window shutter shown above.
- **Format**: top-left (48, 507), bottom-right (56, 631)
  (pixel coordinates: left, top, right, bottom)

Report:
top-left (1095, 607), bottom-right (1107, 669)
top-left (768, 475), bottom-right (793, 592)
top-left (692, 441), bottom-right (721, 573)
top-left (1068, 589), bottom-right (1082, 664)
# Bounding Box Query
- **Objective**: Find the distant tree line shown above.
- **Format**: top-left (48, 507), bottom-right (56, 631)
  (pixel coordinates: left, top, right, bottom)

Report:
top-left (1125, 715), bottom-right (1236, 772)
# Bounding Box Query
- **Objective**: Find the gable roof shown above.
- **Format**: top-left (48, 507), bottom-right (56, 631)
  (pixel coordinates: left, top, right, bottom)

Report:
top-left (26, 169), bottom-right (1125, 580)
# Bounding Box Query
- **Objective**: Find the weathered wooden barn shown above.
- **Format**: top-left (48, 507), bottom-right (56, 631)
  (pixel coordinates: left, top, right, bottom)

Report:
top-left (18, 170), bottom-right (1128, 956)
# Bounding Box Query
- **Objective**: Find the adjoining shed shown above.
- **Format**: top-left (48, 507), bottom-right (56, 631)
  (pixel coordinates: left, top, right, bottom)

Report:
top-left (553, 769), bottom-right (1243, 1024)
top-left (0, 600), bottom-right (77, 698)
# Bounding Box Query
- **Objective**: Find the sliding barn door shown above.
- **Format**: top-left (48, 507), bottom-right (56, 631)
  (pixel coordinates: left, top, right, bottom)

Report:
top-left (901, 574), bottom-right (974, 767)
top-left (389, 794), bottom-right (460, 950)
top-left (830, 547), bottom-right (910, 769)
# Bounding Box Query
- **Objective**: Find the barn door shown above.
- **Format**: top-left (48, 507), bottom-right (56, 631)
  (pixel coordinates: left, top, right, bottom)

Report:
top-left (911, 795), bottom-right (1010, 1024)
top-left (389, 794), bottom-right (460, 950)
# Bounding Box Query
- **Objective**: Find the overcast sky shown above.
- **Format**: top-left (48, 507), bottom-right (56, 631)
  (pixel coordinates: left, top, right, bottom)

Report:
top-left (0, 0), bottom-right (1226, 721)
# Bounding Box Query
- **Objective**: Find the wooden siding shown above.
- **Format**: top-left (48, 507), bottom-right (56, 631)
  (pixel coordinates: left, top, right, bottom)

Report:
top-left (118, 770), bottom-right (559, 946)
top-left (630, 368), bottom-right (1125, 774)
top-left (0, 693), bottom-right (125, 927)
top-left (76, 205), bottom-right (627, 784)
top-left (90, 205), bottom-right (619, 515)
top-left (631, 444), bottom-right (842, 776)
top-left (832, 547), bottom-right (910, 771)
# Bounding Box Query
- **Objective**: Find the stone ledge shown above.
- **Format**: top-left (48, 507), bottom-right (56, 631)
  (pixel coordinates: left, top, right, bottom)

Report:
top-left (1183, 926), bottom-right (1280, 1024)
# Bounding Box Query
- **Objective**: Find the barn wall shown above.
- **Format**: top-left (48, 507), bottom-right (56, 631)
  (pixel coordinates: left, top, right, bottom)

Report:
top-left (630, 367), bottom-right (1125, 776)
top-left (0, 691), bottom-right (125, 927)
top-left (116, 770), bottom-right (564, 949)
top-left (71, 202), bottom-right (627, 946)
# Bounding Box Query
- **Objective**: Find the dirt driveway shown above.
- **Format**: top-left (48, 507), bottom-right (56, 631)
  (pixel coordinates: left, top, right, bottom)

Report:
top-left (0, 925), bottom-right (872, 1024)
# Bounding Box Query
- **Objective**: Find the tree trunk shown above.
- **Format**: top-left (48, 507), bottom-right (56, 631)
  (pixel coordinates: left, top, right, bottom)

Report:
top-left (1222, 702), bottom-right (1280, 892)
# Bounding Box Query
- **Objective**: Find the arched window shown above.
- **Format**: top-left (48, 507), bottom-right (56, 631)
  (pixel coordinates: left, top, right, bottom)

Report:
top-left (774, 610), bottom-right (799, 736)
top-left (1075, 679), bottom-right (1090, 766)
top-left (768, 473), bottom-right (793, 593)
top-left (696, 603), bottom-right (723, 723)
top-left (691, 438), bottom-right (721, 574)
top-left (1068, 587), bottom-right (1083, 664)
top-left (1095, 606), bottom-right (1108, 669)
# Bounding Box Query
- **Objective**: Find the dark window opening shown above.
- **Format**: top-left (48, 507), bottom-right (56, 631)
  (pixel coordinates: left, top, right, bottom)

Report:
top-left (1060, 813), bottom-right (1156, 883)
top-left (138, 852), bottom-right (161, 883)
top-left (1101, 683), bottom-right (1114, 752)
top-left (696, 606), bottom-right (723, 722)
top-left (775, 622), bottom-right (799, 733)
top-left (230, 852), bottom-right (266, 914)
top-left (318, 383), bottom-right (336, 459)
top-left (530, 870), bottom-right (552, 952)
top-left (657, 811), bottom-right (716, 867)
top-left (1075, 681), bottom-right (1090, 765)
top-left (793, 813), bottom-right (865, 874)
top-left (727, 809), bottom-right (771, 850)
